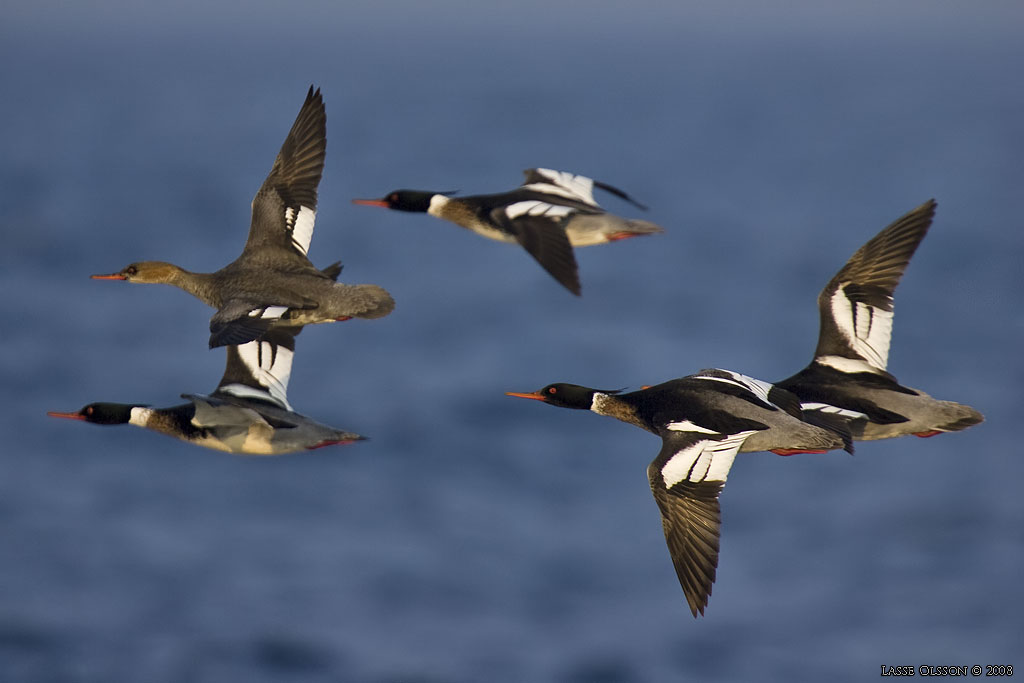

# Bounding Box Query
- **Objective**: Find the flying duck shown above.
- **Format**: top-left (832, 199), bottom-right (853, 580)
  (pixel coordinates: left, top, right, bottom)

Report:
top-left (775, 199), bottom-right (983, 439)
top-left (48, 327), bottom-right (366, 454)
top-left (92, 86), bottom-right (394, 348)
top-left (352, 167), bottom-right (664, 295)
top-left (507, 368), bottom-right (852, 617)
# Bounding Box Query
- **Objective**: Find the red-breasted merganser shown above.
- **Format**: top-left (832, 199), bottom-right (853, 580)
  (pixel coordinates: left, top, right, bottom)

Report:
top-left (775, 200), bottom-right (983, 439)
top-left (92, 86), bottom-right (394, 348)
top-left (48, 327), bottom-right (365, 454)
top-left (352, 167), bottom-right (664, 295)
top-left (507, 368), bottom-right (852, 617)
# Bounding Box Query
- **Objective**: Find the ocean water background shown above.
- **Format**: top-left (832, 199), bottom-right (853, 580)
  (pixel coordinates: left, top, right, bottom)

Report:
top-left (1, 1), bottom-right (1021, 681)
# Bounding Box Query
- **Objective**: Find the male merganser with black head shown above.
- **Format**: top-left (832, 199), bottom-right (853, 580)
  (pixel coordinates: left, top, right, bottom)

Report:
top-left (775, 200), bottom-right (983, 440)
top-left (352, 168), bottom-right (664, 295)
top-left (92, 86), bottom-right (394, 348)
top-left (507, 368), bottom-right (852, 617)
top-left (48, 328), bottom-right (365, 454)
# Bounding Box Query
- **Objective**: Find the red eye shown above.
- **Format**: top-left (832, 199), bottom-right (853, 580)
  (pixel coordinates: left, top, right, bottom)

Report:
top-left (547, 387), bottom-right (557, 394)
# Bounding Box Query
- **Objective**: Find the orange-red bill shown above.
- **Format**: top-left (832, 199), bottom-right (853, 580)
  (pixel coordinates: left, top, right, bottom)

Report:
top-left (47, 410), bottom-right (86, 420)
top-left (90, 273), bottom-right (126, 280)
top-left (351, 198), bottom-right (389, 208)
top-left (505, 391), bottom-right (547, 401)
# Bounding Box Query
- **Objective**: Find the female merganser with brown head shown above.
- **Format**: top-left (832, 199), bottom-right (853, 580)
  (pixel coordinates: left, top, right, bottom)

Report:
top-left (92, 86), bottom-right (394, 348)
top-left (353, 168), bottom-right (663, 295)
top-left (774, 200), bottom-right (983, 440)
top-left (508, 368), bottom-right (852, 617)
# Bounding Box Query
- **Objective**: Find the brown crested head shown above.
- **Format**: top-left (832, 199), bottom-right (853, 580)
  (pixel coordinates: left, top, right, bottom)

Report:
top-left (91, 261), bottom-right (181, 284)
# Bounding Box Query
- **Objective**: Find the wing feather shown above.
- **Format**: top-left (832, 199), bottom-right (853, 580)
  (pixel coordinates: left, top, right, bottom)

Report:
top-left (243, 86), bottom-right (327, 260)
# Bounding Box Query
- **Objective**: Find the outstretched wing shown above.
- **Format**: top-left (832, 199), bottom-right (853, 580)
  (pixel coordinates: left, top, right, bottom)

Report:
top-left (243, 86), bottom-right (326, 261)
top-left (814, 200), bottom-right (935, 372)
top-left (648, 427), bottom-right (756, 617)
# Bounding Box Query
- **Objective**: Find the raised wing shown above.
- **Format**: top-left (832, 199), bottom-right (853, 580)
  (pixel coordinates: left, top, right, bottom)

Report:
top-left (648, 427), bottom-right (757, 617)
top-left (243, 86), bottom-right (327, 260)
top-left (521, 168), bottom-right (648, 210)
top-left (212, 328), bottom-right (299, 410)
top-left (814, 200), bottom-right (936, 372)
top-left (521, 168), bottom-right (599, 206)
top-left (692, 368), bottom-right (782, 412)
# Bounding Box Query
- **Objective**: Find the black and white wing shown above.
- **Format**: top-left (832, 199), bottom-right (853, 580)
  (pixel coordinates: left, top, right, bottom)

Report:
top-left (813, 200), bottom-right (935, 373)
top-left (521, 168), bottom-right (648, 210)
top-left (490, 202), bottom-right (582, 295)
top-left (210, 328), bottom-right (299, 411)
top-left (486, 168), bottom-right (651, 295)
top-left (647, 424), bottom-right (758, 617)
top-left (243, 86), bottom-right (326, 261)
top-left (692, 368), bottom-right (782, 410)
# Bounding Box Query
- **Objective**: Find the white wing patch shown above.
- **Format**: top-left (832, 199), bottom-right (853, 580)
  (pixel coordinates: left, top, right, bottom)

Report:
top-left (285, 205), bottom-right (317, 256)
top-left (248, 305), bottom-right (289, 320)
top-left (694, 369), bottom-right (775, 408)
top-left (660, 430), bottom-right (756, 489)
top-left (522, 168), bottom-right (598, 205)
top-left (801, 401), bottom-right (868, 420)
top-left (666, 420), bottom-right (718, 434)
top-left (504, 200), bottom-right (576, 220)
top-left (829, 285), bottom-right (893, 371)
top-left (227, 340), bottom-right (294, 410)
top-left (216, 383), bottom-right (284, 409)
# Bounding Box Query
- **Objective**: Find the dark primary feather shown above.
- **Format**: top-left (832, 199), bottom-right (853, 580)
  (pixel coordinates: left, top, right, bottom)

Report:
top-left (825, 199), bottom-right (935, 298)
top-left (320, 261), bottom-right (343, 281)
top-left (209, 315), bottom-right (275, 348)
top-left (800, 410), bottom-right (855, 453)
top-left (490, 211), bottom-right (582, 295)
top-left (242, 86), bottom-right (327, 256)
top-left (648, 443), bottom-right (725, 618)
top-left (814, 199), bottom-right (935, 359)
top-left (592, 179), bottom-right (649, 210)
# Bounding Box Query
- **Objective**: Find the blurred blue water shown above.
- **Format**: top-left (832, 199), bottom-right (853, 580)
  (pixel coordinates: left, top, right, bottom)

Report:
top-left (2, 2), bottom-right (1022, 681)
